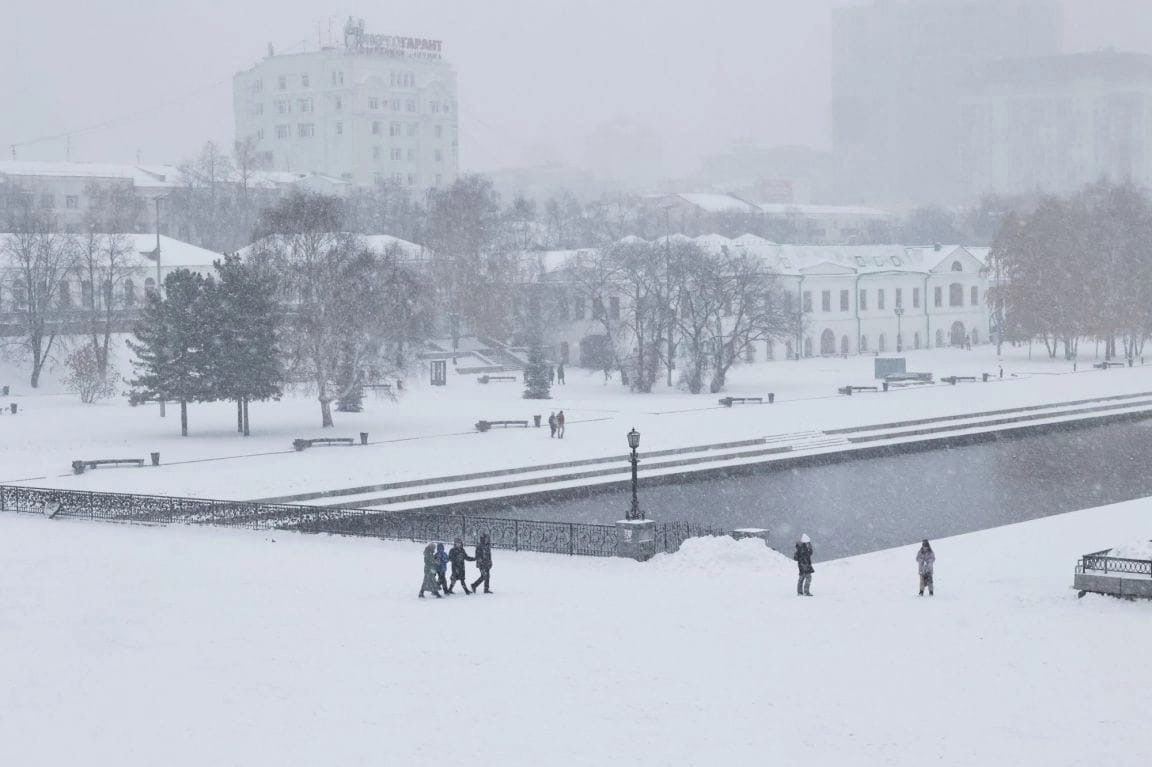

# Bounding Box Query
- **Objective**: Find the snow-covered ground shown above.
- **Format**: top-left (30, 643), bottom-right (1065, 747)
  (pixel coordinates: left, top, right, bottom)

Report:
top-left (1, 497), bottom-right (1149, 766)
top-left (3, 341), bottom-right (1152, 500)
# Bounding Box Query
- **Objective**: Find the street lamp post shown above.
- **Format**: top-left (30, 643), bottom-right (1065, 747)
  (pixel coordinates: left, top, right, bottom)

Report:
top-left (895, 304), bottom-right (904, 352)
top-left (627, 428), bottom-right (643, 520)
top-left (154, 196), bottom-right (166, 418)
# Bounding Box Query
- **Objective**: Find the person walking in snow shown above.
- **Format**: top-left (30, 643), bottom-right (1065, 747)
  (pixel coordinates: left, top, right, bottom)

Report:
top-left (794, 534), bottom-right (814, 596)
top-left (434, 542), bottom-right (451, 594)
top-left (548, 412), bottom-right (558, 438)
top-left (419, 543), bottom-right (442, 599)
top-left (471, 533), bottom-right (494, 594)
top-left (557, 363), bottom-right (566, 384)
top-left (556, 410), bottom-right (566, 439)
top-left (916, 540), bottom-right (935, 596)
top-left (549, 365), bottom-right (556, 385)
top-left (447, 538), bottom-right (475, 594)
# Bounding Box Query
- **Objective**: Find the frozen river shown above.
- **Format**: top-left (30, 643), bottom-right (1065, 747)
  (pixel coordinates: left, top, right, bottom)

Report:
top-left (488, 418), bottom-right (1152, 560)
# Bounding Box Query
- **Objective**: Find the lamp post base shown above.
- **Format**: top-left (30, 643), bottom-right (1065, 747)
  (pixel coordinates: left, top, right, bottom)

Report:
top-left (615, 519), bottom-right (656, 561)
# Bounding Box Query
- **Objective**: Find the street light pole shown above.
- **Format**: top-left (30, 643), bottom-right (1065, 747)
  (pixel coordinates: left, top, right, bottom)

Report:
top-left (895, 304), bottom-right (904, 352)
top-left (155, 196), bottom-right (165, 418)
top-left (627, 428), bottom-right (643, 520)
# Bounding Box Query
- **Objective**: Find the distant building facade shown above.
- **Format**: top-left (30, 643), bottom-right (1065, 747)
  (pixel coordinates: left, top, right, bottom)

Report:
top-left (831, 0), bottom-right (1063, 204)
top-left (233, 18), bottom-right (459, 190)
top-left (960, 51), bottom-right (1152, 197)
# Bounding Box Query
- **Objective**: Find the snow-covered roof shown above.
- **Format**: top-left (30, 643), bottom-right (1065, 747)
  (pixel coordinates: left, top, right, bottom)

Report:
top-left (0, 161), bottom-right (182, 189)
top-left (124, 234), bottom-right (224, 268)
top-left (673, 193), bottom-right (759, 214)
top-left (758, 203), bottom-right (892, 219)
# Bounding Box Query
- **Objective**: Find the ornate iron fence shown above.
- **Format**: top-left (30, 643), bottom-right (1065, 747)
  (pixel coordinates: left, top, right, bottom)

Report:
top-left (0, 485), bottom-right (723, 558)
top-left (1078, 550), bottom-right (1152, 577)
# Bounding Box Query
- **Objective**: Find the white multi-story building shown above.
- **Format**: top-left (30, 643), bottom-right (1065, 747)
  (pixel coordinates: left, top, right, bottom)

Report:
top-left (537, 235), bottom-right (991, 367)
top-left (233, 18), bottom-right (459, 190)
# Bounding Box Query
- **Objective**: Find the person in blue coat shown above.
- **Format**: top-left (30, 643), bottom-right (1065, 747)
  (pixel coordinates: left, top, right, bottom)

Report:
top-left (434, 542), bottom-right (451, 594)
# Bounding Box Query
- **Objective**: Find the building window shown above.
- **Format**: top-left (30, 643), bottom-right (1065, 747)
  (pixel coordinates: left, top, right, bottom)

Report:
top-left (252, 79), bottom-right (263, 93)
top-left (934, 287), bottom-right (943, 308)
top-left (951, 261), bottom-right (963, 272)
top-left (278, 75), bottom-right (287, 90)
top-left (369, 97), bottom-right (379, 110)
top-left (65, 195), bottom-right (79, 209)
top-left (434, 149), bottom-right (443, 162)
top-left (391, 172), bottom-right (403, 183)
top-left (860, 335), bottom-right (868, 352)
top-left (592, 296), bottom-right (605, 319)
top-left (406, 99), bottom-right (416, 112)
top-left (301, 73), bottom-right (310, 88)
top-left (878, 333), bottom-right (886, 353)
top-left (81, 281), bottom-right (94, 309)
top-left (913, 287), bottom-right (921, 309)
top-left (276, 99), bottom-right (290, 114)
top-left (334, 96), bottom-right (342, 111)
top-left (407, 149), bottom-right (416, 162)
top-left (431, 100), bottom-right (442, 113)
top-left (276, 124), bottom-right (290, 139)
top-left (839, 289), bottom-right (849, 311)
top-left (331, 71), bottom-right (344, 86)
top-left (971, 286), bottom-right (979, 306)
top-left (255, 128), bottom-right (264, 141)
top-left (335, 121), bottom-right (343, 135)
top-left (895, 288), bottom-right (902, 308)
top-left (407, 174), bottom-right (416, 186)
top-left (40, 194), bottom-right (54, 208)
top-left (297, 123), bottom-right (314, 138)
top-left (372, 121), bottom-right (381, 135)
top-left (123, 280), bottom-right (136, 307)
top-left (252, 103), bottom-right (264, 116)
top-left (878, 289), bottom-right (886, 311)
top-left (859, 289), bottom-right (868, 311)
top-left (298, 98), bottom-right (312, 112)
top-left (609, 296), bottom-right (620, 320)
top-left (391, 148), bottom-right (402, 161)
top-left (407, 123), bottom-right (417, 137)
top-left (914, 332), bottom-right (921, 349)
top-left (373, 146), bottom-right (382, 160)
top-left (821, 290), bottom-right (831, 312)
top-left (574, 295), bottom-right (586, 319)
top-left (435, 125), bottom-right (443, 138)
top-left (949, 283), bottom-right (963, 307)
top-left (58, 280), bottom-right (72, 307)
top-left (390, 122), bottom-right (401, 137)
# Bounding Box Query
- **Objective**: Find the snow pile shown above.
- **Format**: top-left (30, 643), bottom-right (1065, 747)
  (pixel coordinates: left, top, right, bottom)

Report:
top-left (1105, 540), bottom-right (1152, 560)
top-left (651, 534), bottom-right (795, 576)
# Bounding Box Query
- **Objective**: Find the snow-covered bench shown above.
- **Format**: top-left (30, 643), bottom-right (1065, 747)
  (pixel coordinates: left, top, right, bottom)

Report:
top-left (293, 437), bottom-right (357, 451)
top-left (72, 458), bottom-right (145, 475)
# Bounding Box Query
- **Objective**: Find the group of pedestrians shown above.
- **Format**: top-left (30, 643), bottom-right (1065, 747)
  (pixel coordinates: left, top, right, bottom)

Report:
top-left (419, 535), bottom-right (494, 598)
top-left (793, 535), bottom-right (936, 597)
top-left (547, 410), bottom-right (566, 438)
top-left (547, 363), bottom-right (566, 385)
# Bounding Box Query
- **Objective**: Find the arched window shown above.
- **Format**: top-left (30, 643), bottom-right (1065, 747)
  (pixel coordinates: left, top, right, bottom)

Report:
top-left (58, 280), bottom-right (72, 308)
top-left (820, 329), bottom-right (836, 355)
top-left (935, 329), bottom-right (945, 347)
top-left (103, 280), bottom-right (113, 308)
top-left (81, 281), bottom-right (93, 309)
top-left (951, 261), bottom-right (963, 272)
top-left (803, 337), bottom-right (813, 358)
top-left (878, 333), bottom-right (886, 353)
top-left (841, 335), bottom-right (850, 355)
top-left (860, 335), bottom-right (869, 352)
top-left (970, 286), bottom-right (979, 306)
top-left (971, 329), bottom-right (980, 345)
top-left (123, 279), bottom-right (136, 307)
top-left (949, 282), bottom-right (963, 307)
top-left (914, 332), bottom-right (921, 350)
top-left (13, 280), bottom-right (27, 309)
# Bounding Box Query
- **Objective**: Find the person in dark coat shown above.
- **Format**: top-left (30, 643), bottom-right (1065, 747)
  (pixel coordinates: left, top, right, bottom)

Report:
top-left (447, 538), bottom-right (474, 594)
top-left (556, 410), bottom-right (566, 439)
top-left (916, 539), bottom-right (935, 596)
top-left (549, 365), bottom-right (556, 385)
top-left (434, 542), bottom-right (451, 594)
top-left (419, 542), bottom-right (442, 598)
top-left (794, 534), bottom-right (814, 596)
top-left (557, 363), bottom-right (565, 384)
top-left (471, 533), bottom-right (494, 594)
top-left (548, 412), bottom-right (558, 438)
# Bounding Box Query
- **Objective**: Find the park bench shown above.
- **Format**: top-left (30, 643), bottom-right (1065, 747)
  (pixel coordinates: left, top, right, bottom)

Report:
top-left (1094, 361), bottom-right (1127, 370)
top-left (718, 395), bottom-right (775, 407)
top-left (293, 437), bottom-right (357, 451)
top-left (362, 382), bottom-right (393, 393)
top-left (71, 458), bottom-right (145, 475)
top-left (941, 375), bottom-right (979, 385)
top-left (884, 372), bottom-right (933, 383)
top-left (477, 375), bottom-right (518, 384)
top-left (838, 385), bottom-right (880, 396)
top-left (475, 419), bottom-right (530, 432)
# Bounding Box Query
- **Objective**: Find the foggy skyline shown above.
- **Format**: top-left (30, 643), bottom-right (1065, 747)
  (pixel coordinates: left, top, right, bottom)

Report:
top-left (4, 0), bottom-right (1152, 182)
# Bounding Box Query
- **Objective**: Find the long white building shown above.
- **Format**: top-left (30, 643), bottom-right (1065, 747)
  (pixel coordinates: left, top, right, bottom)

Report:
top-left (233, 18), bottom-right (459, 190)
top-left (538, 235), bottom-right (991, 368)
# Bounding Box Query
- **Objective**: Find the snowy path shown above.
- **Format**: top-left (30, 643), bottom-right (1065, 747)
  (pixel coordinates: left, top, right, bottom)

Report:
top-left (1, 499), bottom-right (1149, 766)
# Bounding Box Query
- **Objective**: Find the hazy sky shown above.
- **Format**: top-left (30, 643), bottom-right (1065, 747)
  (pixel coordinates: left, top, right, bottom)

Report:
top-left (2, 0), bottom-right (1151, 176)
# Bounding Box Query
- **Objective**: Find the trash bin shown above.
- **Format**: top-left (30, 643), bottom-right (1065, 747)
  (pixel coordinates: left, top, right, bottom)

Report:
top-left (150, 452), bottom-right (160, 467)
top-left (360, 432), bottom-right (369, 445)
top-left (9, 403), bottom-right (16, 414)
top-left (1, 386), bottom-right (8, 396)
top-left (533, 415), bottom-right (542, 428)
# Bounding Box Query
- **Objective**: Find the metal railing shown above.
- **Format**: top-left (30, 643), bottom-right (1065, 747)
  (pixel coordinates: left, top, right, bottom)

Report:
top-left (1077, 549), bottom-right (1152, 577)
top-left (0, 484), bottom-right (723, 558)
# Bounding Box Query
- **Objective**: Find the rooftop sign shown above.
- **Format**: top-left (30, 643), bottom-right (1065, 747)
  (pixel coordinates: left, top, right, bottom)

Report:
top-left (344, 18), bottom-right (443, 60)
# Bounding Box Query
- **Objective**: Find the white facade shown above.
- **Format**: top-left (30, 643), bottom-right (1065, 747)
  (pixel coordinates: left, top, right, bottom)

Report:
top-left (539, 235), bottom-right (992, 367)
top-left (233, 19), bottom-right (459, 190)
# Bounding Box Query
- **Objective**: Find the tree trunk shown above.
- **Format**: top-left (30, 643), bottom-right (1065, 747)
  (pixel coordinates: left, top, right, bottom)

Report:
top-left (243, 398), bottom-right (250, 436)
top-left (320, 398), bottom-right (333, 428)
top-left (237, 399), bottom-right (244, 433)
top-left (180, 400), bottom-right (188, 437)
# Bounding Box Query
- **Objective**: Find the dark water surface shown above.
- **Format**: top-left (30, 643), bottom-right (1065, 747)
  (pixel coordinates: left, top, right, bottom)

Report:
top-left (488, 419), bottom-right (1152, 560)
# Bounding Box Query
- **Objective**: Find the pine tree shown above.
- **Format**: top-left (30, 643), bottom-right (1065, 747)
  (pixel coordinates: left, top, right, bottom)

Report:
top-left (212, 255), bottom-right (283, 435)
top-left (522, 301), bottom-right (552, 400)
top-left (127, 270), bottom-right (215, 436)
